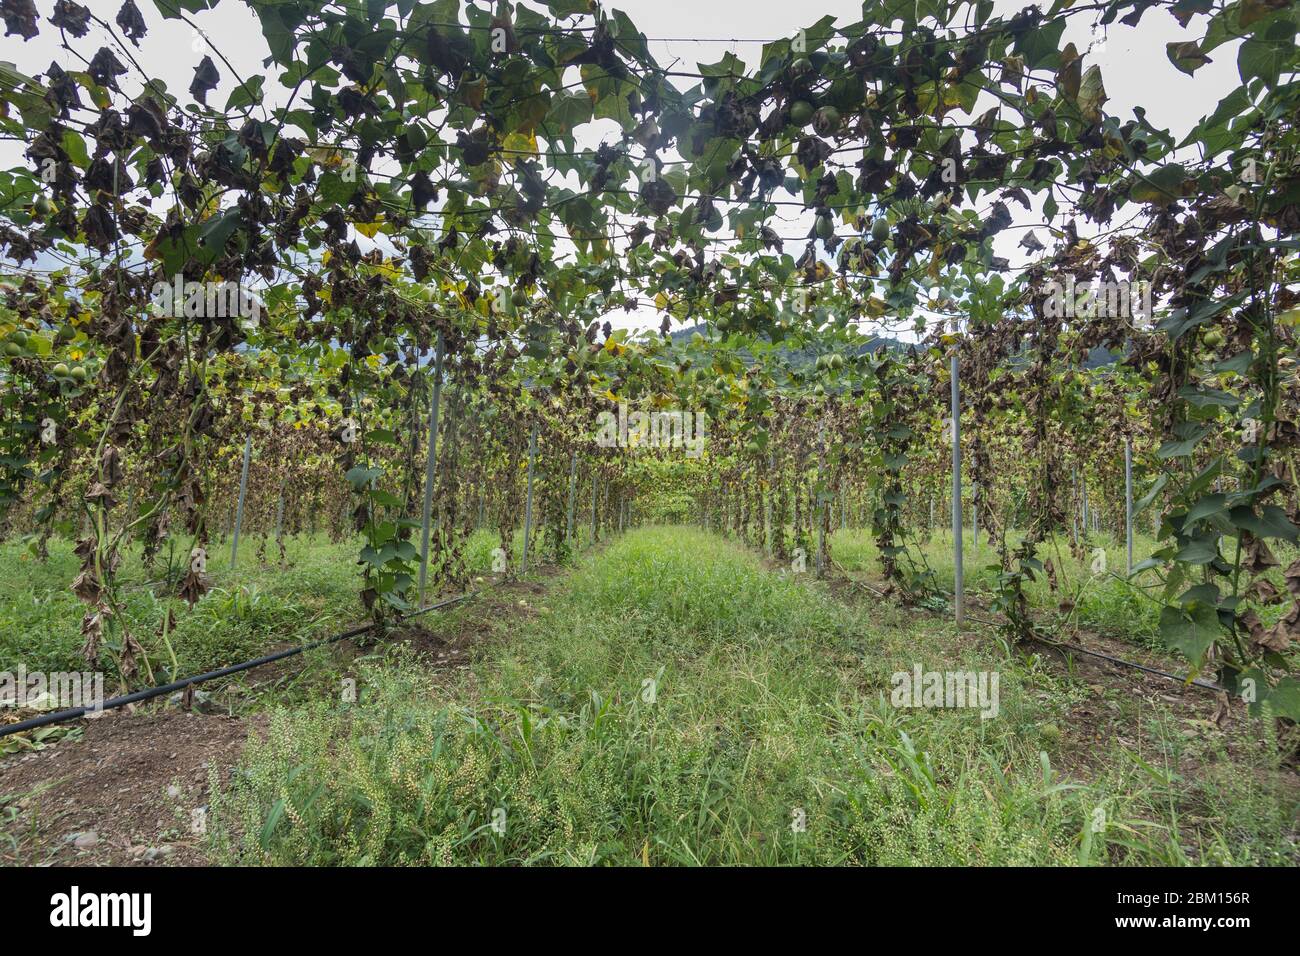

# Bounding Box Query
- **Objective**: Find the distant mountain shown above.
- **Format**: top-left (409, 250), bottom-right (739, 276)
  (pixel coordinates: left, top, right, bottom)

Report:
top-left (663, 323), bottom-right (1120, 372)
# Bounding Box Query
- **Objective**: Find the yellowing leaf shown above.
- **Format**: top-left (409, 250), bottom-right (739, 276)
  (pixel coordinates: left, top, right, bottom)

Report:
top-left (502, 130), bottom-right (538, 156)
top-left (1057, 42), bottom-right (1082, 103)
top-left (1077, 65), bottom-right (1107, 123)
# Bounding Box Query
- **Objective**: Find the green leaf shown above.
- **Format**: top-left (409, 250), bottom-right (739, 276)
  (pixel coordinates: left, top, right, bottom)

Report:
top-left (260, 798), bottom-right (286, 850)
top-left (547, 0), bottom-right (589, 15)
top-left (1131, 164), bottom-right (1187, 205)
top-left (545, 92), bottom-right (592, 136)
top-left (1177, 384), bottom-right (1239, 409)
top-left (1261, 677), bottom-right (1300, 721)
top-left (197, 208), bottom-right (241, 260)
top-left (1184, 493), bottom-right (1227, 524)
top-left (1159, 603), bottom-right (1219, 666)
top-left (226, 76), bottom-right (265, 112)
top-left (1157, 426), bottom-right (1210, 458)
top-left (1134, 474), bottom-right (1168, 515)
top-left (1174, 530), bottom-right (1221, 564)
top-left (345, 465), bottom-right (382, 489)
top-left (1228, 504), bottom-right (1299, 542)
top-left (1237, 18), bottom-right (1296, 86)
top-left (1014, 16), bottom-right (1066, 70)
top-left (1166, 41), bottom-right (1211, 75)
top-left (60, 130), bottom-right (90, 169)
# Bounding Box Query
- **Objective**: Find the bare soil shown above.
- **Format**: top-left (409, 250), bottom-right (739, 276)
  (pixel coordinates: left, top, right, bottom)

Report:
top-left (0, 562), bottom-right (574, 866)
top-left (0, 709), bottom-right (260, 866)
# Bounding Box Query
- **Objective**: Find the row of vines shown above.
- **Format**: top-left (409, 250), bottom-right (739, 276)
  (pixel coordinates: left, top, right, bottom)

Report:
top-left (0, 0), bottom-right (1298, 719)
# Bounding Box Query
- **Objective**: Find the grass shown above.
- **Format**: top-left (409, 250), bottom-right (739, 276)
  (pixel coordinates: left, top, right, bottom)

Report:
top-left (829, 526), bottom-right (1166, 648)
top-left (0, 527), bottom-right (516, 689)
top-left (207, 525), bottom-right (1299, 866)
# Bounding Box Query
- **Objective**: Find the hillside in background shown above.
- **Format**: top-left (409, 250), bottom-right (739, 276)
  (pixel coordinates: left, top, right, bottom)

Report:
top-left (665, 324), bottom-right (1119, 370)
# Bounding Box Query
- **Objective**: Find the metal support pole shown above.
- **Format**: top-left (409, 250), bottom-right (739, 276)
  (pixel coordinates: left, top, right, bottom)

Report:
top-left (816, 423), bottom-right (826, 578)
top-left (972, 482), bottom-right (978, 549)
top-left (764, 451), bottom-right (774, 553)
top-left (1071, 468), bottom-right (1079, 547)
top-left (950, 345), bottom-right (964, 626)
top-left (231, 435), bottom-right (252, 568)
top-left (274, 483), bottom-right (286, 540)
top-left (566, 449), bottom-right (578, 544)
top-left (1125, 438), bottom-right (1134, 576)
top-left (590, 474), bottom-right (598, 543)
top-left (417, 333), bottom-right (445, 606)
top-left (522, 423), bottom-right (537, 573)
top-left (1081, 475), bottom-right (1089, 537)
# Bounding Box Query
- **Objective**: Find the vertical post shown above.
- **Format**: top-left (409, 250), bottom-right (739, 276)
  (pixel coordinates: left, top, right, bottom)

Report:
top-left (566, 449), bottom-right (578, 544)
top-left (590, 473), bottom-right (598, 544)
top-left (764, 451), bottom-right (774, 553)
top-left (521, 423), bottom-right (538, 573)
top-left (417, 332), bottom-right (445, 606)
top-left (1081, 475), bottom-right (1089, 536)
top-left (950, 339), bottom-right (964, 626)
top-left (816, 423), bottom-right (826, 578)
top-left (231, 434), bottom-right (252, 568)
top-left (274, 482), bottom-right (286, 540)
top-left (1122, 337), bottom-right (1139, 550)
top-left (972, 482), bottom-right (978, 549)
top-left (1071, 468), bottom-right (1079, 547)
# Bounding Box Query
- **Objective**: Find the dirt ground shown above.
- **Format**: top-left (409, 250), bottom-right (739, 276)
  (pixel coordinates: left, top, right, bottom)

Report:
top-left (0, 567), bottom-right (565, 866)
top-left (0, 709), bottom-right (258, 866)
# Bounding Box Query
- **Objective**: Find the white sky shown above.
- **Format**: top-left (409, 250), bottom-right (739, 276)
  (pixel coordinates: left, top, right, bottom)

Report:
top-left (2, 1), bottom-right (1244, 337)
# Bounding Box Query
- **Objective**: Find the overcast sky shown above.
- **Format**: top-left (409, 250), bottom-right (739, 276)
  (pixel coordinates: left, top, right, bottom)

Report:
top-left (3, 1), bottom-right (1244, 336)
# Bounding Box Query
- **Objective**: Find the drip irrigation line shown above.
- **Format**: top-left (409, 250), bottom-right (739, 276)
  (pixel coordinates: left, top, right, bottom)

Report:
top-left (833, 567), bottom-right (1227, 694)
top-left (996, 624), bottom-right (1228, 694)
top-left (0, 590), bottom-right (479, 740)
top-left (2, 523), bottom-right (621, 742)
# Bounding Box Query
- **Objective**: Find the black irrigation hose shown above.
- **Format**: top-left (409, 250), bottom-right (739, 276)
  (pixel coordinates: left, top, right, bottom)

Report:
top-left (836, 571), bottom-right (1229, 694)
top-left (0, 590), bottom-right (479, 740)
top-left (955, 609), bottom-right (1229, 693)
